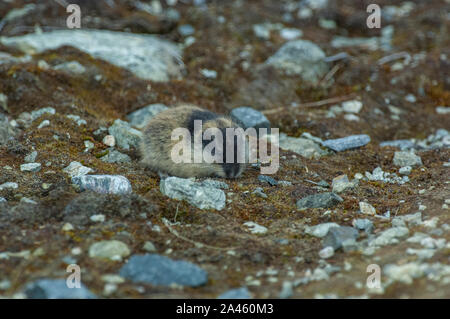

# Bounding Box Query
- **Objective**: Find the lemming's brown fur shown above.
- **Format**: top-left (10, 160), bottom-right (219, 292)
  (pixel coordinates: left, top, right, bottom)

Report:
top-left (140, 104), bottom-right (247, 178)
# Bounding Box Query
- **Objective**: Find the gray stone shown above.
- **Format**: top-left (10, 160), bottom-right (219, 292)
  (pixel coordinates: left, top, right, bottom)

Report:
top-left (322, 134), bottom-right (371, 152)
top-left (0, 182), bottom-right (18, 191)
top-left (72, 175), bottom-right (132, 195)
top-left (20, 162), bottom-right (41, 172)
top-left (296, 192), bottom-right (343, 210)
top-left (1, 30), bottom-right (184, 82)
top-left (258, 175), bottom-right (278, 186)
top-left (323, 226), bottom-right (359, 250)
top-left (108, 119), bottom-right (143, 150)
top-left (89, 240), bottom-right (130, 260)
top-left (332, 174), bottom-right (357, 193)
top-left (100, 149), bottom-right (131, 164)
top-left (201, 179), bottom-right (229, 190)
top-left (230, 107), bottom-right (270, 132)
top-left (305, 223), bottom-right (340, 238)
top-left (218, 287), bottom-right (251, 299)
top-left (24, 151), bottom-right (38, 163)
top-left (393, 151), bottom-right (422, 167)
top-left (63, 161), bottom-right (93, 178)
top-left (352, 219), bottom-right (374, 233)
top-left (279, 134), bottom-right (327, 159)
top-left (119, 254), bottom-right (208, 287)
top-left (30, 107), bottom-right (55, 122)
top-left (160, 176), bottom-right (226, 210)
top-left (264, 40), bottom-right (329, 84)
top-left (126, 104), bottom-right (168, 129)
top-left (24, 279), bottom-right (96, 299)
top-left (0, 197), bottom-right (6, 203)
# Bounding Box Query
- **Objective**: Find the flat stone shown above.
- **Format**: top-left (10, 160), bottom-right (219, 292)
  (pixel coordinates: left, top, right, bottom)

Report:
top-left (332, 174), bottom-right (357, 193)
top-left (63, 161), bottom-right (93, 178)
top-left (279, 134), bottom-right (327, 159)
top-left (24, 151), bottom-right (38, 163)
top-left (296, 192), bottom-right (343, 211)
top-left (393, 151), bottom-right (422, 167)
top-left (72, 175), bottom-right (132, 195)
top-left (126, 104), bottom-right (168, 129)
top-left (119, 254), bottom-right (208, 287)
top-left (264, 40), bottom-right (329, 84)
top-left (108, 119), bottom-right (143, 150)
top-left (20, 162), bottom-right (41, 172)
top-left (24, 279), bottom-right (96, 299)
top-left (322, 134), bottom-right (371, 152)
top-left (102, 135), bottom-right (116, 147)
top-left (160, 176), bottom-right (225, 210)
top-left (88, 240), bottom-right (130, 261)
top-left (230, 106), bottom-right (271, 132)
top-left (100, 149), bottom-right (132, 164)
top-left (1, 30), bottom-right (184, 82)
top-left (258, 175), bottom-right (278, 186)
top-left (218, 287), bottom-right (251, 299)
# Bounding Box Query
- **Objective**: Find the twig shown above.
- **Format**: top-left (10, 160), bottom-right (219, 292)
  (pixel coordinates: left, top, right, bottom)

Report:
top-left (262, 94), bottom-right (357, 115)
top-left (318, 64), bottom-right (341, 87)
top-left (162, 218), bottom-right (237, 251)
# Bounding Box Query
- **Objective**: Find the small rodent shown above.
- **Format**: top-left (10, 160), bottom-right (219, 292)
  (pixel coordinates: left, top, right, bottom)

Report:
top-left (140, 104), bottom-right (247, 178)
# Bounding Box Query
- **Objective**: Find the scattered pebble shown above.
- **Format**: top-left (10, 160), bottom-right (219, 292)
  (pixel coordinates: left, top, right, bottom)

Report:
top-left (341, 100), bottom-right (363, 113)
top-left (24, 151), bottom-right (37, 163)
top-left (0, 182), bottom-right (18, 191)
top-left (322, 134), bottom-right (371, 152)
top-left (258, 175), bottom-right (278, 186)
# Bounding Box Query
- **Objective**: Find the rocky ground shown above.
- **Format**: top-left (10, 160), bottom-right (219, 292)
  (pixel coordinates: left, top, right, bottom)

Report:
top-left (0, 0), bottom-right (449, 299)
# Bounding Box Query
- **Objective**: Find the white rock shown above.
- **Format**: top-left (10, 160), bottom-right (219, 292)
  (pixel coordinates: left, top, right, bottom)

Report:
top-left (243, 221), bottom-right (268, 234)
top-left (63, 161), bottom-right (93, 178)
top-left (319, 246), bottom-right (334, 259)
top-left (102, 135), bottom-right (116, 147)
top-left (88, 240), bottom-right (130, 261)
top-left (20, 163), bottom-right (41, 172)
top-left (359, 202), bottom-right (376, 215)
top-left (342, 100), bottom-right (363, 113)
